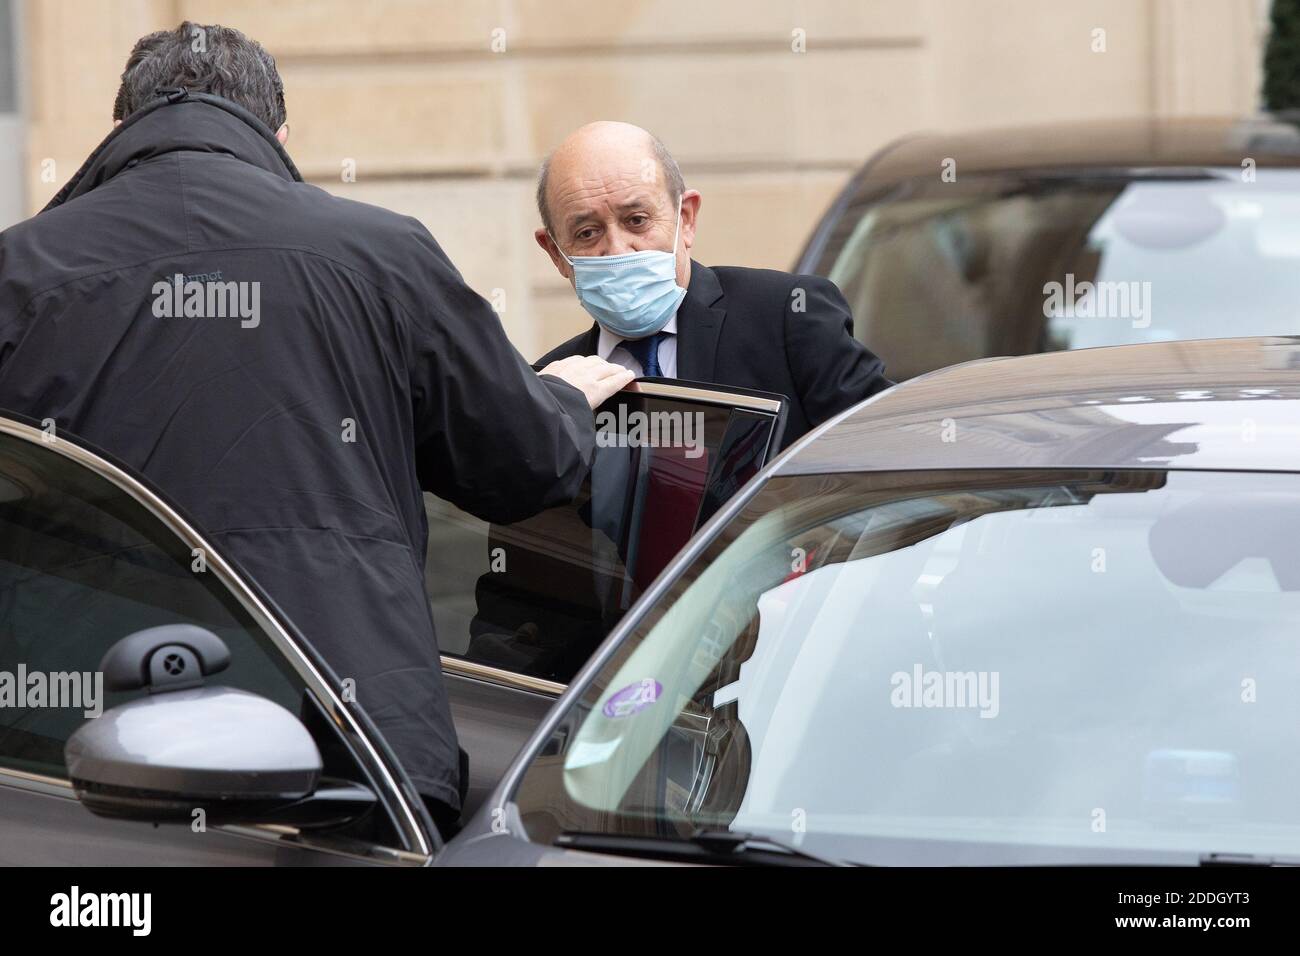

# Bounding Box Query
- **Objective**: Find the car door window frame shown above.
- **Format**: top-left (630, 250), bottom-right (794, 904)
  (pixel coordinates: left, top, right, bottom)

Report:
top-left (437, 380), bottom-right (786, 698)
top-left (0, 416), bottom-right (434, 864)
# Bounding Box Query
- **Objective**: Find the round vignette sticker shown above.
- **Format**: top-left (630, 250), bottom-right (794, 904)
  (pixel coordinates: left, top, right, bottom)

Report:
top-left (602, 678), bottom-right (662, 718)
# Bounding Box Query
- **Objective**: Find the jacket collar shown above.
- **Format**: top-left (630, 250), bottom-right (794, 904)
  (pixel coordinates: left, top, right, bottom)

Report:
top-left (42, 90), bottom-right (302, 213)
top-left (674, 260), bottom-right (726, 382)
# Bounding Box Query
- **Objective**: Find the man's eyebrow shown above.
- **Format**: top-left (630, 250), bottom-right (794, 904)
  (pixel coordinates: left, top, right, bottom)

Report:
top-left (564, 208), bottom-right (599, 230)
top-left (563, 195), bottom-right (656, 231)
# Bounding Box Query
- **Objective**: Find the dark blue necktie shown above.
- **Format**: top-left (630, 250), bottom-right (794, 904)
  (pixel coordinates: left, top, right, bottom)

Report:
top-left (621, 331), bottom-right (670, 378)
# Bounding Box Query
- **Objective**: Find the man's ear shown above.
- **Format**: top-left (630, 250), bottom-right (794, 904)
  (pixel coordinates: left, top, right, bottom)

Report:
top-left (535, 228), bottom-right (573, 281)
top-left (275, 123), bottom-right (289, 145)
top-left (680, 189), bottom-right (702, 251)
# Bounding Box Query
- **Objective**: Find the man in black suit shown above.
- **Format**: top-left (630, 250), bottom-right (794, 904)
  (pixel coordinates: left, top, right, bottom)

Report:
top-left (534, 121), bottom-right (892, 448)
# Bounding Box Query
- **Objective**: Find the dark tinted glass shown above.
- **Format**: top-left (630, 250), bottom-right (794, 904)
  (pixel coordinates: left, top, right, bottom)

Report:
top-left (0, 431), bottom-right (304, 777)
top-left (425, 389), bottom-right (780, 684)
top-left (819, 170), bottom-right (1300, 380)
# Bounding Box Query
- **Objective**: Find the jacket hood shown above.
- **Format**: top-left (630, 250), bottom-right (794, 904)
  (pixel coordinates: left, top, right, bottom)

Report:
top-left (42, 90), bottom-right (303, 213)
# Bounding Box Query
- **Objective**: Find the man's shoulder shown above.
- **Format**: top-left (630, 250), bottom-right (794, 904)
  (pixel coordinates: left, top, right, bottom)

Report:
top-left (287, 183), bottom-right (432, 245)
top-left (5, 171), bottom-right (433, 262)
top-left (703, 264), bottom-right (842, 327)
top-left (707, 263), bottom-right (835, 308)
top-left (272, 184), bottom-right (467, 306)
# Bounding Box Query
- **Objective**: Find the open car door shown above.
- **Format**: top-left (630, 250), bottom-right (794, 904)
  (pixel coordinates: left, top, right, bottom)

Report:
top-left (423, 380), bottom-right (787, 815)
top-left (0, 415), bottom-right (436, 864)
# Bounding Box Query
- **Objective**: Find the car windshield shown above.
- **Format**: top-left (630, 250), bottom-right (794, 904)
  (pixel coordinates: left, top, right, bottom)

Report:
top-left (820, 168), bottom-right (1300, 379)
top-left (514, 469), bottom-right (1300, 865)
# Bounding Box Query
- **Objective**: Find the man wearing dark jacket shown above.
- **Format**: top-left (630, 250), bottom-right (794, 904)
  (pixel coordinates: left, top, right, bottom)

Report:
top-left (0, 24), bottom-right (631, 834)
top-left (535, 122), bottom-right (892, 448)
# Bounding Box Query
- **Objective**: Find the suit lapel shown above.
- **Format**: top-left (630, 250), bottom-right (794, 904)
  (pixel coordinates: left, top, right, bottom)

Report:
top-left (675, 261), bottom-right (726, 382)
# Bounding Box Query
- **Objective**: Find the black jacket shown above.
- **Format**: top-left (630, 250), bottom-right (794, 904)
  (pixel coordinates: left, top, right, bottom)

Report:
top-left (0, 93), bottom-right (595, 810)
top-left (537, 261), bottom-right (891, 447)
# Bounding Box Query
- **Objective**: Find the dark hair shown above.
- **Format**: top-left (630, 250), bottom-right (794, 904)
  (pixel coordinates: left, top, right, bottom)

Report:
top-left (113, 21), bottom-right (286, 132)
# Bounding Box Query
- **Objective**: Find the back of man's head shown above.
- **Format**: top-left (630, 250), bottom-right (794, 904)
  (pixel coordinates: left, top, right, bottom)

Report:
top-left (112, 21), bottom-right (286, 133)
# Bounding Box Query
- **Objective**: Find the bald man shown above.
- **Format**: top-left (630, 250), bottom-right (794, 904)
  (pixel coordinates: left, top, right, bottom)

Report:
top-left (534, 121), bottom-right (892, 449)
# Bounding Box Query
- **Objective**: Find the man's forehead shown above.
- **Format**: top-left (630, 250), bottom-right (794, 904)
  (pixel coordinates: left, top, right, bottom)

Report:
top-left (550, 141), bottom-right (667, 209)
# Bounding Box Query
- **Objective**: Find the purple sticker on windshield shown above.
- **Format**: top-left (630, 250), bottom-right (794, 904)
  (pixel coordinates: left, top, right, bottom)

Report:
top-left (602, 678), bottom-right (662, 718)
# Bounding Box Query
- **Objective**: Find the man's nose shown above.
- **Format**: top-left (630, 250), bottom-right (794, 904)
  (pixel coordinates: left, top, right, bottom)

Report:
top-left (599, 228), bottom-right (641, 256)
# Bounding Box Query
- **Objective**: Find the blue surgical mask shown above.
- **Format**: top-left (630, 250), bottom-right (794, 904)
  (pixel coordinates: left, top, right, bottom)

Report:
top-left (553, 203), bottom-right (686, 340)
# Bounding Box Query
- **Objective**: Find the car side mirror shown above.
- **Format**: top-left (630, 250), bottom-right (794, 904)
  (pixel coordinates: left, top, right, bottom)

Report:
top-left (66, 684), bottom-right (324, 824)
top-left (65, 624), bottom-right (327, 825)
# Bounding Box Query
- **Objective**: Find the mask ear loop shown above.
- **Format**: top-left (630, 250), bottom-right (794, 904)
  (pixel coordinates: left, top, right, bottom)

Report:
top-left (550, 232), bottom-right (574, 267)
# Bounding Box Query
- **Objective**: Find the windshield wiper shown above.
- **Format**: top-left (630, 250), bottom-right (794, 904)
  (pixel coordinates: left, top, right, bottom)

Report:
top-left (1200, 852), bottom-right (1300, 866)
top-left (555, 826), bottom-right (858, 867)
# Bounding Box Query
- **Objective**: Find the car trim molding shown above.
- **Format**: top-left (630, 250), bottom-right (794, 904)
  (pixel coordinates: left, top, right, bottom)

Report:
top-left (440, 657), bottom-right (565, 696)
top-left (628, 380), bottom-right (783, 413)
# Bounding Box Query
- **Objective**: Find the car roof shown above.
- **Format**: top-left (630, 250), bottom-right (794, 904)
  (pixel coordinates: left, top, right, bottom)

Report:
top-left (859, 116), bottom-right (1300, 186)
top-left (795, 116), bottom-right (1300, 274)
top-left (775, 337), bottom-right (1300, 476)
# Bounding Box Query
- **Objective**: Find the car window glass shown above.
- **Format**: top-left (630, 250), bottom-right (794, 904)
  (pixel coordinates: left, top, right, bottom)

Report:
top-left (0, 430), bottom-right (305, 778)
top-left (425, 389), bottom-right (778, 684)
top-left (824, 170), bottom-right (1300, 381)
top-left (515, 469), bottom-right (1300, 865)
